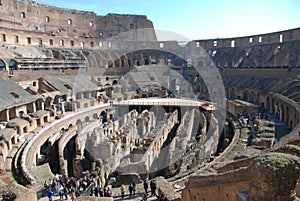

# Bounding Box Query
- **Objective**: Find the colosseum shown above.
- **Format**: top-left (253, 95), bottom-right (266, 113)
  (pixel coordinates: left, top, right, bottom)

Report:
top-left (0, 0), bottom-right (300, 201)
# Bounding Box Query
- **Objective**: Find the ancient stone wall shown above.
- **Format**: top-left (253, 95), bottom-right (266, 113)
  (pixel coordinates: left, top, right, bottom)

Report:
top-left (0, 0), bottom-right (154, 39)
top-left (181, 166), bottom-right (252, 201)
top-left (196, 27), bottom-right (300, 49)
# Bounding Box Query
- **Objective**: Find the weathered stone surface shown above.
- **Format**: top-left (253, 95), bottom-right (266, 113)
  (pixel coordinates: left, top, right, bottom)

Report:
top-left (249, 153), bottom-right (300, 201)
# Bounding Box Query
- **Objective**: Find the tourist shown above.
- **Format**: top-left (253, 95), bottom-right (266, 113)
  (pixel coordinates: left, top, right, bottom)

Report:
top-left (99, 187), bottom-right (104, 197)
top-left (94, 185), bottom-right (99, 197)
top-left (128, 183), bottom-right (133, 196)
top-left (132, 182), bottom-right (136, 195)
top-left (71, 188), bottom-right (77, 201)
top-left (63, 186), bottom-right (68, 200)
top-left (47, 188), bottom-right (54, 201)
top-left (120, 184), bottom-right (125, 199)
top-left (143, 178), bottom-right (149, 194)
top-left (106, 187), bottom-right (112, 197)
top-left (58, 185), bottom-right (64, 200)
top-left (150, 179), bottom-right (157, 196)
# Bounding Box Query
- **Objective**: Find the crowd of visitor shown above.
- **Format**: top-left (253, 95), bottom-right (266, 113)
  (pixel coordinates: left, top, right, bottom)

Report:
top-left (44, 174), bottom-right (162, 201)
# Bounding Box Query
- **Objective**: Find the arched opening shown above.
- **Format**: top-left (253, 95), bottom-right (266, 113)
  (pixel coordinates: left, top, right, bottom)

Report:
top-left (266, 97), bottom-right (270, 112)
top-left (242, 90), bottom-right (249, 101)
top-left (84, 116), bottom-right (90, 122)
top-left (0, 59), bottom-right (6, 71)
top-left (100, 111), bottom-right (107, 122)
top-left (8, 60), bottom-right (17, 70)
top-left (45, 97), bottom-right (53, 108)
top-left (112, 80), bottom-right (118, 85)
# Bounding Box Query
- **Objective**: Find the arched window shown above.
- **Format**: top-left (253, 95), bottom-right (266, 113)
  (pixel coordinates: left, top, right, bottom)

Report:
top-left (45, 16), bottom-right (50, 23)
top-left (21, 12), bottom-right (25, 19)
top-left (67, 19), bottom-right (72, 25)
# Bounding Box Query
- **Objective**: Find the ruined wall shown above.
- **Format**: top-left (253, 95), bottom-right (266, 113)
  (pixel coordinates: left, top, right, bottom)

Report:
top-left (0, 0), bottom-right (154, 39)
top-left (196, 28), bottom-right (300, 49)
top-left (181, 167), bottom-right (252, 201)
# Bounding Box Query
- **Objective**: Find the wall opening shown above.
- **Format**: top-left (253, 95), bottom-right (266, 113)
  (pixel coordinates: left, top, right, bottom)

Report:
top-left (21, 12), bottom-right (25, 19)
top-left (49, 39), bottom-right (53, 46)
top-left (231, 40), bottom-right (235, 47)
top-left (14, 35), bottom-right (19, 43)
top-left (196, 42), bottom-right (200, 47)
top-left (89, 21), bottom-right (93, 27)
top-left (80, 41), bottom-right (84, 49)
top-left (99, 42), bottom-right (103, 48)
top-left (67, 19), bottom-right (72, 25)
top-left (38, 38), bottom-right (42, 47)
top-left (8, 60), bottom-right (17, 70)
top-left (1, 34), bottom-right (6, 42)
top-left (27, 37), bottom-right (31, 44)
top-left (90, 41), bottom-right (94, 48)
top-left (258, 36), bottom-right (262, 43)
top-left (279, 34), bottom-right (283, 43)
top-left (10, 92), bottom-right (20, 98)
top-left (160, 42), bottom-right (164, 48)
top-left (59, 40), bottom-right (64, 46)
top-left (249, 37), bottom-right (253, 43)
top-left (45, 16), bottom-right (49, 23)
top-left (213, 40), bottom-right (217, 47)
top-left (70, 40), bottom-right (74, 47)
top-left (0, 60), bottom-right (5, 71)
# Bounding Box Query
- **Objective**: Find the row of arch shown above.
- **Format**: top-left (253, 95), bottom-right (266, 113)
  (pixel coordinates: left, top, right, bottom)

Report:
top-left (0, 59), bottom-right (17, 71)
top-left (226, 87), bottom-right (299, 129)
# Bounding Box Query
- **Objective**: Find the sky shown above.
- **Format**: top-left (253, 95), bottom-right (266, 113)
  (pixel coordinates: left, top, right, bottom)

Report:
top-left (35, 0), bottom-right (300, 40)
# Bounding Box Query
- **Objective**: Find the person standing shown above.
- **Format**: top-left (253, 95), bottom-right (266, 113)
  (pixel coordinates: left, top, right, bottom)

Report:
top-left (120, 184), bottom-right (125, 199)
top-left (128, 183), bottom-right (133, 197)
top-left (132, 182), bottom-right (136, 195)
top-left (58, 185), bottom-right (64, 200)
top-left (47, 189), bottom-right (54, 201)
top-left (150, 179), bottom-right (157, 196)
top-left (143, 178), bottom-right (149, 195)
top-left (71, 188), bottom-right (77, 201)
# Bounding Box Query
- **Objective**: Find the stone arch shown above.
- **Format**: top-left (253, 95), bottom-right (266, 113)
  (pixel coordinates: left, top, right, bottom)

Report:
top-left (266, 96), bottom-right (271, 112)
top-left (35, 98), bottom-right (44, 110)
top-left (76, 92), bottom-right (83, 100)
top-left (285, 106), bottom-right (290, 127)
top-left (8, 59), bottom-right (17, 70)
top-left (93, 113), bottom-right (98, 120)
top-left (84, 116), bottom-right (90, 122)
top-left (242, 90), bottom-right (249, 101)
top-left (271, 98), bottom-right (275, 114)
top-left (250, 91), bottom-right (258, 104)
top-left (76, 119), bottom-right (82, 126)
top-left (230, 88), bottom-right (236, 99)
top-left (53, 95), bottom-right (61, 104)
top-left (0, 59), bottom-right (6, 71)
top-left (112, 80), bottom-right (118, 85)
top-left (280, 104), bottom-right (285, 122)
top-left (45, 97), bottom-right (53, 108)
top-left (99, 111), bottom-right (107, 123)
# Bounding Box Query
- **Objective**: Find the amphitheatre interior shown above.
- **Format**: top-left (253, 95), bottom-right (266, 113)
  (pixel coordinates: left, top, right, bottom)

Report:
top-left (0, 0), bottom-right (300, 201)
